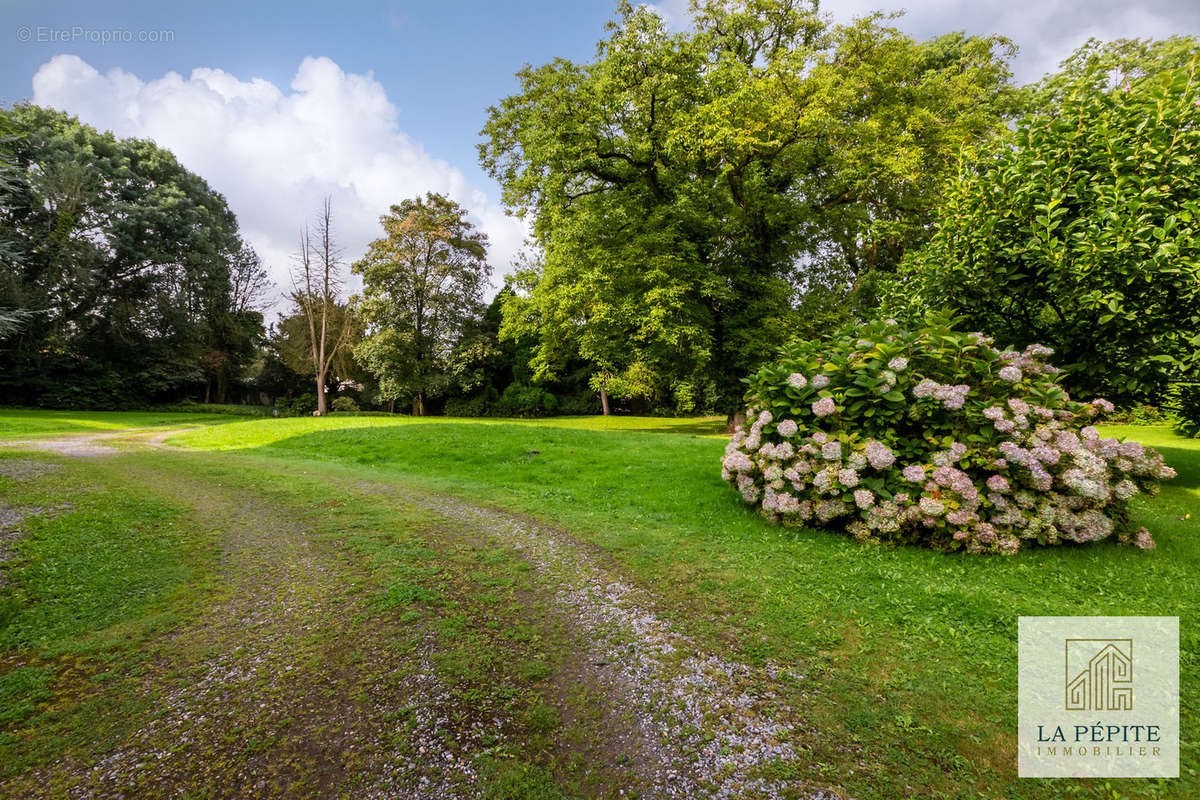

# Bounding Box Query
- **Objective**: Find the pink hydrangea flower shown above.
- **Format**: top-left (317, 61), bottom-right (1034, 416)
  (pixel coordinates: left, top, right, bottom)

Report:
top-left (811, 374), bottom-right (830, 389)
top-left (853, 488), bottom-right (875, 509)
top-left (816, 499), bottom-right (845, 522)
top-left (1118, 440), bottom-right (1144, 458)
top-left (773, 492), bottom-right (801, 514)
top-left (1114, 480), bottom-right (1138, 500)
top-left (918, 496), bottom-right (945, 516)
top-left (812, 397), bottom-right (836, 417)
top-left (777, 419), bottom-right (798, 437)
top-left (722, 451), bottom-right (754, 473)
top-left (902, 464), bottom-right (926, 483)
top-left (933, 384), bottom-right (970, 410)
top-left (1055, 430), bottom-right (1081, 452)
top-left (912, 379), bottom-right (938, 398)
top-left (998, 365), bottom-right (1022, 382)
top-left (787, 373), bottom-right (807, 390)
top-left (864, 440), bottom-right (896, 470)
top-left (946, 509), bottom-right (972, 525)
top-left (1135, 527), bottom-right (1155, 550)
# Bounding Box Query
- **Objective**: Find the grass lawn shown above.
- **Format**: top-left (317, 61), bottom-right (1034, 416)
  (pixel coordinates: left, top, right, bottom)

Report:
top-left (172, 413), bottom-right (1199, 797)
top-left (0, 408), bottom-right (1195, 798)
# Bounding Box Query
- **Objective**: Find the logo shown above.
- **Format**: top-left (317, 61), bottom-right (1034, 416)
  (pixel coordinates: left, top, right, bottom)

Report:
top-left (1018, 617), bottom-right (1178, 778)
top-left (1065, 638), bottom-right (1133, 711)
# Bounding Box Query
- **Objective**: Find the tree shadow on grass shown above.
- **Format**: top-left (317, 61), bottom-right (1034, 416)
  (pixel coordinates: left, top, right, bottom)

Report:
top-left (606, 419), bottom-right (728, 437)
top-left (1149, 443), bottom-right (1200, 491)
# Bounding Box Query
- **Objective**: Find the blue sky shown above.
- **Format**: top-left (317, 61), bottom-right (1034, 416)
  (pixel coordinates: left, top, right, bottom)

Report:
top-left (1, 0), bottom-right (616, 196)
top-left (3, 0), bottom-right (1199, 300)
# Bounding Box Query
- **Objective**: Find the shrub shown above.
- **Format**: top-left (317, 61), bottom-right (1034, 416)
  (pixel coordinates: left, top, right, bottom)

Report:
top-left (721, 318), bottom-right (1176, 554)
top-left (495, 383), bottom-right (558, 418)
top-left (554, 392), bottom-right (602, 416)
top-left (1173, 383), bottom-right (1200, 438)
top-left (159, 402), bottom-right (272, 417)
top-left (444, 395), bottom-right (489, 417)
top-left (1104, 404), bottom-right (1169, 426)
top-left (330, 396), bottom-right (359, 413)
top-left (273, 395), bottom-right (317, 417)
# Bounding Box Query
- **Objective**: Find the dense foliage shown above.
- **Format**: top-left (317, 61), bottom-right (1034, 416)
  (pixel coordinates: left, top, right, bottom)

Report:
top-left (0, 104), bottom-right (264, 407)
top-left (440, 289), bottom-right (601, 418)
top-left (722, 318), bottom-right (1175, 553)
top-left (893, 51), bottom-right (1200, 405)
top-left (4, 20), bottom-right (1196, 427)
top-left (482, 0), bottom-right (1014, 413)
top-left (1176, 384), bottom-right (1200, 438)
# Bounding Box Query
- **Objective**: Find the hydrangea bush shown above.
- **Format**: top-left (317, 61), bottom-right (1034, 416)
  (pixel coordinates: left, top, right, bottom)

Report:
top-left (721, 318), bottom-right (1176, 554)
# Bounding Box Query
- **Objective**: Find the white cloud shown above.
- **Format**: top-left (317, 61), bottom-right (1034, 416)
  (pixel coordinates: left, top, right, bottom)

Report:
top-left (647, 1), bottom-right (1198, 84)
top-left (646, 0), bottom-right (693, 31)
top-left (31, 54), bottom-right (528, 313)
top-left (820, 1), bottom-right (1195, 84)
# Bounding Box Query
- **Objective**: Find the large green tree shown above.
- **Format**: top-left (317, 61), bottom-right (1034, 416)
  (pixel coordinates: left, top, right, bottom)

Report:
top-left (0, 104), bottom-right (262, 407)
top-left (892, 48), bottom-right (1200, 405)
top-left (480, 0), bottom-right (1014, 413)
top-left (352, 193), bottom-right (491, 415)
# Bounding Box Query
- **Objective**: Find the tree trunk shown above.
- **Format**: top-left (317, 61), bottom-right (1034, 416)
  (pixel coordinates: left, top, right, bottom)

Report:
top-left (316, 371), bottom-right (327, 415)
top-left (412, 391), bottom-right (426, 416)
top-left (726, 410), bottom-right (746, 434)
top-left (600, 385), bottom-right (610, 416)
top-left (389, 398), bottom-right (395, 414)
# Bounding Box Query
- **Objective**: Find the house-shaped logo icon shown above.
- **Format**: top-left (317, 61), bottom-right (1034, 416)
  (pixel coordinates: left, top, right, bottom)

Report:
top-left (1065, 638), bottom-right (1133, 711)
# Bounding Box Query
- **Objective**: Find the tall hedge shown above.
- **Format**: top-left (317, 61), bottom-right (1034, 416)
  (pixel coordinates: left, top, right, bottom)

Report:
top-left (893, 56), bottom-right (1200, 405)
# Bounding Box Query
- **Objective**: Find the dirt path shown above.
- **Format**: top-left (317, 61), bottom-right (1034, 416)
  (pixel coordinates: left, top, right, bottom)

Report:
top-left (1, 432), bottom-right (127, 457)
top-left (1, 429), bottom-right (839, 799)
top-left (0, 425), bottom-right (207, 456)
top-left (350, 482), bottom-right (820, 799)
top-left (6, 460), bottom-right (491, 798)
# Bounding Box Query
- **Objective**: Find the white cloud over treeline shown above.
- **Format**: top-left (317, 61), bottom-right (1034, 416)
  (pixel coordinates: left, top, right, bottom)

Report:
top-left (32, 54), bottom-right (528, 310)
